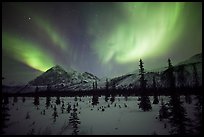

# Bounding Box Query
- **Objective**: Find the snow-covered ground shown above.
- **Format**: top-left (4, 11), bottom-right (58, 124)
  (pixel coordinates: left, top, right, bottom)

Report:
top-left (2, 95), bottom-right (197, 135)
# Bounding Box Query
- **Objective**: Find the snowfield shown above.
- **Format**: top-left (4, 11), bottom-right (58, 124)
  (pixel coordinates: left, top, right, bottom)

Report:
top-left (2, 95), bottom-right (198, 135)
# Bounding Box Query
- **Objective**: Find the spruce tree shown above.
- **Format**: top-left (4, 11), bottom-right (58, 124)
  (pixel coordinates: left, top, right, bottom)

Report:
top-left (1, 96), bottom-right (10, 134)
top-left (153, 95), bottom-right (159, 104)
top-left (152, 76), bottom-right (157, 89)
top-left (159, 98), bottom-right (169, 121)
top-left (22, 97), bottom-right (26, 103)
top-left (168, 95), bottom-right (191, 135)
top-left (56, 97), bottom-right (61, 105)
top-left (192, 63), bottom-right (199, 87)
top-left (105, 95), bottom-right (109, 102)
top-left (33, 96), bottom-right (39, 108)
top-left (168, 59), bottom-right (175, 89)
top-left (52, 105), bottom-right (58, 123)
top-left (92, 95), bottom-right (99, 106)
top-left (152, 76), bottom-right (159, 104)
top-left (138, 95), bottom-right (152, 111)
top-left (162, 59), bottom-right (175, 89)
top-left (177, 65), bottom-right (186, 88)
top-left (138, 59), bottom-right (152, 111)
top-left (46, 96), bottom-right (51, 109)
top-left (74, 96), bottom-right (77, 102)
top-left (110, 94), bottom-right (115, 104)
top-left (193, 95), bottom-right (202, 135)
top-left (139, 59), bottom-right (146, 90)
top-left (69, 105), bottom-right (81, 135)
top-left (67, 103), bottom-right (71, 113)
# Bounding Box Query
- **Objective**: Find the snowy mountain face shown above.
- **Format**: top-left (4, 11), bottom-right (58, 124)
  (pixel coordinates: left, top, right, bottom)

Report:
top-left (27, 65), bottom-right (99, 89)
top-left (107, 53), bottom-right (202, 89)
top-left (29, 65), bottom-right (72, 86)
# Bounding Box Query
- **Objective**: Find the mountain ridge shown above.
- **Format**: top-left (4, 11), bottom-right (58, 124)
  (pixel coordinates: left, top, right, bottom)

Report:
top-left (2, 53), bottom-right (202, 93)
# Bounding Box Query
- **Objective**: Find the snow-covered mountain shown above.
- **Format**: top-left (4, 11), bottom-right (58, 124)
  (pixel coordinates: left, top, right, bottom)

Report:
top-left (29, 65), bottom-right (71, 86)
top-left (106, 53), bottom-right (202, 89)
top-left (28, 65), bottom-right (99, 86)
top-left (5, 65), bottom-right (99, 93)
top-left (2, 53), bottom-right (202, 93)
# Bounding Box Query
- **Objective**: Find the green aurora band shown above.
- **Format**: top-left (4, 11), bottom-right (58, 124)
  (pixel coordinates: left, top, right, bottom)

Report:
top-left (2, 9), bottom-right (70, 72)
top-left (15, 4), bottom-right (70, 51)
top-left (3, 2), bottom-right (199, 76)
top-left (33, 15), bottom-right (69, 50)
top-left (92, 2), bottom-right (185, 64)
top-left (2, 32), bottom-right (55, 72)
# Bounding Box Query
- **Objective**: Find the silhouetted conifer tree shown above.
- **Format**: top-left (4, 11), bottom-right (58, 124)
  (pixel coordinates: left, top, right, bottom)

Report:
top-left (159, 99), bottom-right (169, 121)
top-left (46, 96), bottom-right (51, 109)
top-left (110, 94), bottom-right (115, 104)
top-left (56, 97), bottom-right (60, 105)
top-left (138, 59), bottom-right (152, 111)
top-left (192, 63), bottom-right (199, 87)
top-left (92, 95), bottom-right (99, 106)
top-left (138, 95), bottom-right (152, 111)
top-left (162, 59), bottom-right (175, 89)
top-left (168, 59), bottom-right (175, 89)
top-left (74, 96), bottom-right (77, 102)
top-left (168, 95), bottom-right (192, 135)
top-left (67, 103), bottom-right (71, 113)
top-left (139, 59), bottom-right (146, 89)
top-left (1, 96), bottom-right (10, 134)
top-left (105, 95), bottom-right (109, 102)
top-left (153, 95), bottom-right (159, 104)
top-left (52, 105), bottom-right (58, 123)
top-left (193, 95), bottom-right (202, 135)
top-left (33, 96), bottom-right (39, 107)
top-left (22, 97), bottom-right (26, 103)
top-left (177, 65), bottom-right (186, 88)
top-left (69, 105), bottom-right (81, 135)
top-left (152, 76), bottom-right (157, 89)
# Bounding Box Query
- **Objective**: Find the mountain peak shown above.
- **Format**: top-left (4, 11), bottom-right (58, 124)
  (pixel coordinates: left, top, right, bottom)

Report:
top-left (28, 65), bottom-right (99, 86)
top-left (49, 65), bottom-right (64, 71)
top-left (29, 65), bottom-right (69, 86)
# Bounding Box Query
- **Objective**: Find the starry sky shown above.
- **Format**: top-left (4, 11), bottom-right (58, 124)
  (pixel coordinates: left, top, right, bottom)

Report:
top-left (2, 2), bottom-right (202, 85)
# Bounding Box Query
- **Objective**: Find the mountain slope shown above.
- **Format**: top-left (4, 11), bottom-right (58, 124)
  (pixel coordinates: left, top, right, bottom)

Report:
top-left (10, 65), bottom-right (100, 93)
top-left (107, 53), bottom-right (202, 89)
top-left (178, 53), bottom-right (202, 65)
top-left (28, 65), bottom-right (72, 86)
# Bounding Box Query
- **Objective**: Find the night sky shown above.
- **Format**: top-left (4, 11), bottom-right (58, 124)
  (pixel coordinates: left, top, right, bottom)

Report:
top-left (2, 2), bottom-right (202, 85)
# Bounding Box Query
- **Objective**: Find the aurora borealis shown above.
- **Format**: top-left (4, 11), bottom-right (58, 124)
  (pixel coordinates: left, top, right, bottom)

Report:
top-left (2, 2), bottom-right (202, 85)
